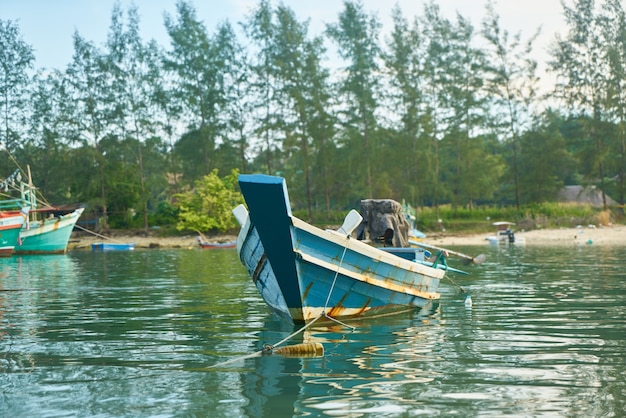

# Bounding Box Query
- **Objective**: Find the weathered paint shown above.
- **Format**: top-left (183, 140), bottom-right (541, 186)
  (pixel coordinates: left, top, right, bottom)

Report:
top-left (15, 208), bottom-right (84, 254)
top-left (235, 175), bottom-right (444, 324)
top-left (0, 211), bottom-right (25, 256)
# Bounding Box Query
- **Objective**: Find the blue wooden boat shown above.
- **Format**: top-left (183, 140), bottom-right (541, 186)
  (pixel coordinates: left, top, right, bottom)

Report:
top-left (233, 174), bottom-right (446, 324)
top-left (91, 242), bottom-right (136, 251)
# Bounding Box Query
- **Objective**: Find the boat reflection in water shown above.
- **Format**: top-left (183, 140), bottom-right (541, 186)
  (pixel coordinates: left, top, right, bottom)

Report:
top-left (239, 305), bottom-right (442, 417)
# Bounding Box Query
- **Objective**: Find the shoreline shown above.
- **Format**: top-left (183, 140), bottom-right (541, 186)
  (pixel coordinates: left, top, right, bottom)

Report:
top-left (427, 224), bottom-right (626, 247)
top-left (68, 224), bottom-right (626, 250)
top-left (68, 233), bottom-right (238, 251)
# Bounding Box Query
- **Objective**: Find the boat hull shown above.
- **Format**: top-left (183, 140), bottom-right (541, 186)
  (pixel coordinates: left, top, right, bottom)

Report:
top-left (486, 235), bottom-right (526, 246)
top-left (91, 242), bottom-right (136, 251)
top-left (15, 208), bottom-right (84, 255)
top-left (199, 241), bottom-right (236, 249)
top-left (0, 211), bottom-right (26, 257)
top-left (235, 174), bottom-right (443, 323)
top-left (486, 221), bottom-right (525, 246)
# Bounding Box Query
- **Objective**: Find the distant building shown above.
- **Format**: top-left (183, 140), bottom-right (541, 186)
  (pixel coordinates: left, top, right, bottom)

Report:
top-left (558, 185), bottom-right (617, 207)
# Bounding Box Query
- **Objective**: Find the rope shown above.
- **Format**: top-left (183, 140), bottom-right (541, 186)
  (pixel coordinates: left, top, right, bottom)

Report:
top-left (323, 237), bottom-right (349, 310)
top-left (209, 234), bottom-right (358, 369)
top-left (74, 223), bottom-right (125, 243)
top-left (0, 157), bottom-right (52, 208)
top-left (207, 315), bottom-right (324, 369)
top-left (444, 273), bottom-right (467, 294)
top-left (321, 313), bottom-right (355, 330)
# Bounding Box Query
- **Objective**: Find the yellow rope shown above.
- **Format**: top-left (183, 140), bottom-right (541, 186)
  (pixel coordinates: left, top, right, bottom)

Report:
top-left (207, 315), bottom-right (324, 369)
top-left (209, 234), bottom-right (358, 369)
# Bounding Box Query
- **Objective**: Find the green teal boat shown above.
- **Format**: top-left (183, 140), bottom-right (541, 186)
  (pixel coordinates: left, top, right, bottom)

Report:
top-left (1, 168), bottom-right (84, 255)
top-left (15, 207), bottom-right (84, 254)
top-left (0, 210), bottom-right (26, 256)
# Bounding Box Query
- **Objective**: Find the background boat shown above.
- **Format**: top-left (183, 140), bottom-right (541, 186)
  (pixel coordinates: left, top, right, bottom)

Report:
top-left (16, 207), bottom-right (85, 254)
top-left (486, 221), bottom-right (526, 246)
top-left (198, 240), bottom-right (236, 249)
top-left (196, 231), bottom-right (236, 249)
top-left (0, 210), bottom-right (26, 256)
top-left (1, 167), bottom-right (84, 255)
top-left (91, 242), bottom-right (136, 251)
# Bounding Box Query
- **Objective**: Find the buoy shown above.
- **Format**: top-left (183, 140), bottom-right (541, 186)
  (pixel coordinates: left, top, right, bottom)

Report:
top-left (271, 342), bottom-right (324, 357)
top-left (464, 294), bottom-right (473, 308)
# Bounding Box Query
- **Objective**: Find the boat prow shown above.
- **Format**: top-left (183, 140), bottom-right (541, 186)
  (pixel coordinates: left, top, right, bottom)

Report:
top-left (16, 207), bottom-right (85, 255)
top-left (234, 174), bottom-right (445, 324)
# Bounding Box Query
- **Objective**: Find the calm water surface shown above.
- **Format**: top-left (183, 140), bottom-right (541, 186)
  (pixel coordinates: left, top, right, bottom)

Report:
top-left (1, 245), bottom-right (624, 417)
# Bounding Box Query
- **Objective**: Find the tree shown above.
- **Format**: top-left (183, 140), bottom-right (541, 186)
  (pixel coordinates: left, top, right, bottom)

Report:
top-left (221, 21), bottom-right (253, 174)
top-left (549, 0), bottom-right (612, 208)
top-left (175, 169), bottom-right (243, 232)
top-left (0, 19), bottom-right (34, 160)
top-left (269, 5), bottom-right (334, 220)
top-left (243, 0), bottom-right (281, 175)
top-left (383, 6), bottom-right (432, 205)
top-left (164, 1), bottom-right (236, 181)
top-left (23, 70), bottom-right (75, 202)
top-left (601, 0), bottom-right (626, 208)
top-left (518, 111), bottom-right (575, 203)
top-left (104, 3), bottom-right (164, 232)
top-left (327, 0), bottom-right (382, 199)
top-left (65, 32), bottom-right (113, 230)
top-left (419, 2), bottom-right (458, 215)
top-left (482, 1), bottom-right (540, 209)
top-left (437, 13), bottom-right (488, 210)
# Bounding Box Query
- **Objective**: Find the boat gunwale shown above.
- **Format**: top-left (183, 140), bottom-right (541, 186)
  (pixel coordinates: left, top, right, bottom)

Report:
top-left (291, 216), bottom-right (446, 280)
top-left (296, 249), bottom-right (440, 300)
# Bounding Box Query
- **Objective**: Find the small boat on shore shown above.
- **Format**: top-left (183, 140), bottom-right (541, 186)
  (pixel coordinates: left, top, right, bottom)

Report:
top-left (486, 221), bottom-right (526, 246)
top-left (91, 242), bottom-right (136, 251)
top-left (196, 231), bottom-right (236, 249)
top-left (198, 240), bottom-right (236, 249)
top-left (233, 174), bottom-right (449, 324)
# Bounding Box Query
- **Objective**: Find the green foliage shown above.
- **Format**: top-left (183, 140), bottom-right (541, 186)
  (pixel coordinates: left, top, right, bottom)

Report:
top-left (175, 169), bottom-right (243, 233)
top-left (2, 0), bottom-right (626, 236)
top-left (416, 202), bottom-right (603, 233)
top-left (0, 19), bottom-right (35, 153)
top-left (150, 201), bottom-right (179, 226)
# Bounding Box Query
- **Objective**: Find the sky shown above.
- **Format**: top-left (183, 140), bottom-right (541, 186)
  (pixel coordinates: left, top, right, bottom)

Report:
top-left (2, 0), bottom-right (567, 78)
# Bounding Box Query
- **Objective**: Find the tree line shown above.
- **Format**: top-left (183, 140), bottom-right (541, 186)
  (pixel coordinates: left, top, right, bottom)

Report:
top-left (1, 0), bottom-right (625, 233)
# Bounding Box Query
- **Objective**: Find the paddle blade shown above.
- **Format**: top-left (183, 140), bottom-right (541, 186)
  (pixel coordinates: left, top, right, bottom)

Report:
top-left (472, 254), bottom-right (487, 265)
top-left (338, 209), bottom-right (363, 236)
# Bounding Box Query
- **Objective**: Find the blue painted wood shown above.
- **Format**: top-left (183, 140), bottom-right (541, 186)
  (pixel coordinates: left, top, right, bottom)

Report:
top-left (91, 242), bottom-right (136, 251)
top-left (237, 220), bottom-right (291, 320)
top-left (236, 174), bottom-right (444, 323)
top-left (238, 174), bottom-right (302, 311)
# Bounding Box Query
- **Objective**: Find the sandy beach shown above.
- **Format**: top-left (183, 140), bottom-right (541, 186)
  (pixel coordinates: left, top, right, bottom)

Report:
top-left (68, 224), bottom-right (626, 250)
top-left (428, 224), bottom-right (626, 247)
top-left (68, 232), bottom-right (238, 251)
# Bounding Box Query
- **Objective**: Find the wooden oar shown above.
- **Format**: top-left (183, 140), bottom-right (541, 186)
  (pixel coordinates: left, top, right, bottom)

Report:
top-left (409, 239), bottom-right (486, 265)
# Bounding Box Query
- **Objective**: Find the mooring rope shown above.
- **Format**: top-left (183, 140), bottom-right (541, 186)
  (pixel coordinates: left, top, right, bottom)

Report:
top-left (323, 237), bottom-right (349, 311)
top-left (320, 237), bottom-right (356, 331)
top-left (74, 224), bottom-right (126, 244)
top-left (208, 315), bottom-right (324, 369)
top-left (209, 235), bottom-right (358, 369)
top-left (444, 272), bottom-right (467, 294)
